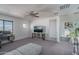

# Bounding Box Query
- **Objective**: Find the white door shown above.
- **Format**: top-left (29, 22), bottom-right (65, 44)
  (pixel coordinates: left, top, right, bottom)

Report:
top-left (49, 19), bottom-right (57, 39)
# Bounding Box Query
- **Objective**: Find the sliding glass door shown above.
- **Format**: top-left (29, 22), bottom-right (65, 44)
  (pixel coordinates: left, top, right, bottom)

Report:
top-left (4, 20), bottom-right (13, 32)
top-left (0, 19), bottom-right (13, 33)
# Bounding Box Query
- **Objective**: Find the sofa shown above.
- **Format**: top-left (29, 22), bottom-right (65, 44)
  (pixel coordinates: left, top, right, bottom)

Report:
top-left (4, 43), bottom-right (42, 55)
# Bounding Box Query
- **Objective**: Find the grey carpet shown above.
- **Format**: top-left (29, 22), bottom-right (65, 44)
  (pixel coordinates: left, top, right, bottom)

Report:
top-left (0, 38), bottom-right (73, 55)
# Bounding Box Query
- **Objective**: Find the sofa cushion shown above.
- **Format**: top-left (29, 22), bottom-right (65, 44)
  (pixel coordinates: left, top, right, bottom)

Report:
top-left (5, 50), bottom-right (21, 55)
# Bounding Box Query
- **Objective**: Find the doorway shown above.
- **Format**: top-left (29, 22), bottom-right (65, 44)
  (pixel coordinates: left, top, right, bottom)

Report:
top-left (49, 19), bottom-right (57, 41)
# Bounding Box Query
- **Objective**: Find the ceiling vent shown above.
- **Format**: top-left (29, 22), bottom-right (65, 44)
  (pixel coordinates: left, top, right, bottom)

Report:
top-left (77, 7), bottom-right (79, 9)
top-left (73, 11), bottom-right (79, 14)
top-left (60, 4), bottom-right (70, 10)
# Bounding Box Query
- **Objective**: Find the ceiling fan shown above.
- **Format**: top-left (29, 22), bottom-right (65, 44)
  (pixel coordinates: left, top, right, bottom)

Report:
top-left (25, 11), bottom-right (39, 17)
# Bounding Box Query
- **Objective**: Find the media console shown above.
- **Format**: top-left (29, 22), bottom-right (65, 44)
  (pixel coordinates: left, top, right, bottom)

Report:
top-left (32, 32), bottom-right (45, 40)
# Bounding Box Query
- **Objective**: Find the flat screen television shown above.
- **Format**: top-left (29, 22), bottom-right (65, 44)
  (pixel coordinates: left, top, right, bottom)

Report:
top-left (34, 29), bottom-right (43, 32)
top-left (34, 26), bottom-right (43, 32)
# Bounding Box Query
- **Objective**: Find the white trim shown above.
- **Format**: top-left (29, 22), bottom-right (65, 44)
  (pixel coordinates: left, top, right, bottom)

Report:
top-left (56, 16), bottom-right (60, 42)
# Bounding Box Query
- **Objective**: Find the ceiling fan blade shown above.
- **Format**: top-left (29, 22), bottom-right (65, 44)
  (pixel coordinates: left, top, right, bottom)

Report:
top-left (24, 10), bottom-right (39, 18)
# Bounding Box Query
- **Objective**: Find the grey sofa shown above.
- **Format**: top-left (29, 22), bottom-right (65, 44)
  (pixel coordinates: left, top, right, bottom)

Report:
top-left (4, 43), bottom-right (42, 55)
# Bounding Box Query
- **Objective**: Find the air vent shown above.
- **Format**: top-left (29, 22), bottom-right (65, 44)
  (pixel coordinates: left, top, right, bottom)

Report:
top-left (60, 4), bottom-right (70, 10)
top-left (77, 7), bottom-right (79, 9)
top-left (74, 11), bottom-right (79, 14)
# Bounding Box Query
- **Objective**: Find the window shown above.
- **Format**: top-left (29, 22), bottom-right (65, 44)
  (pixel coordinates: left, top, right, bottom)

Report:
top-left (4, 21), bottom-right (13, 32)
top-left (0, 19), bottom-right (13, 33)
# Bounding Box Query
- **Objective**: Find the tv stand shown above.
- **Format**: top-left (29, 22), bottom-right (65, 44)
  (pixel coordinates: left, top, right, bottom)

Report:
top-left (32, 32), bottom-right (45, 40)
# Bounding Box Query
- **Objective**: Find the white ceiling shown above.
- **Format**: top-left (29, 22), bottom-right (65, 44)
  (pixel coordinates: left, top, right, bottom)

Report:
top-left (0, 4), bottom-right (60, 18)
top-left (0, 4), bottom-right (79, 18)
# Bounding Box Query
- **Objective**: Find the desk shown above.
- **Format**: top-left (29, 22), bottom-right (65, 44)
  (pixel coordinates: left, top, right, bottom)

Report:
top-left (0, 34), bottom-right (15, 48)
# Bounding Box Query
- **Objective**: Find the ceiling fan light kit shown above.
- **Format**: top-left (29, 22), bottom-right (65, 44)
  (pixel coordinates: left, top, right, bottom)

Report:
top-left (30, 11), bottom-right (39, 17)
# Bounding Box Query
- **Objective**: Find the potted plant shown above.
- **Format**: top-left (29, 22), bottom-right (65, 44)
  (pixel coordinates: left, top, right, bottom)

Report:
top-left (68, 31), bottom-right (76, 43)
top-left (65, 22), bottom-right (79, 54)
top-left (75, 28), bottom-right (79, 42)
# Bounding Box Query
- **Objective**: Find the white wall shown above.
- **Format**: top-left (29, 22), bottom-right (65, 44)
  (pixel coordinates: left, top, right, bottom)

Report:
top-left (31, 17), bottom-right (49, 39)
top-left (31, 16), bottom-right (59, 40)
top-left (0, 14), bottom-right (31, 40)
top-left (31, 18), bottom-right (49, 33)
top-left (14, 19), bottom-right (31, 40)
